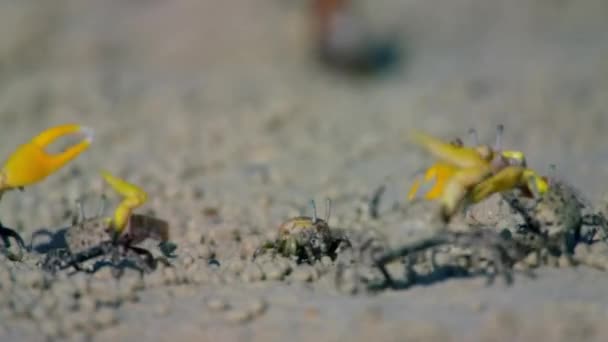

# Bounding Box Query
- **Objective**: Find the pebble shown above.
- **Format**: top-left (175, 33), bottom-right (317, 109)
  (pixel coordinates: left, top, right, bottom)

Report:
top-left (94, 308), bottom-right (118, 328)
top-left (261, 262), bottom-right (285, 281)
top-left (224, 309), bottom-right (252, 324)
top-left (524, 252), bottom-right (540, 268)
top-left (162, 266), bottom-right (179, 285)
top-left (247, 298), bottom-right (267, 317)
top-left (226, 259), bottom-right (246, 274)
top-left (40, 320), bottom-right (60, 338)
top-left (154, 303), bottom-right (171, 316)
top-left (320, 256), bottom-right (333, 267)
top-left (206, 297), bottom-right (230, 312)
top-left (79, 297), bottom-right (97, 313)
top-left (183, 254), bottom-right (195, 267)
top-left (558, 255), bottom-right (574, 268)
top-left (292, 266), bottom-right (317, 282)
top-left (197, 245), bottom-right (214, 259)
top-left (241, 264), bottom-right (264, 283)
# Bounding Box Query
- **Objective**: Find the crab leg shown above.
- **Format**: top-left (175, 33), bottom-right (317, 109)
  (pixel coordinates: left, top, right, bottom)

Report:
top-left (0, 124), bottom-right (93, 192)
top-left (101, 171), bottom-right (148, 234)
top-left (408, 162), bottom-right (458, 201)
top-left (440, 166), bottom-right (492, 221)
top-left (470, 166), bottom-right (548, 204)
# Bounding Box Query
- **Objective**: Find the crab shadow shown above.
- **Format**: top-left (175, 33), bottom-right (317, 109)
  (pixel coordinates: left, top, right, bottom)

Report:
top-left (30, 227), bottom-right (159, 275)
top-left (367, 264), bottom-right (506, 292)
top-left (29, 226), bottom-right (69, 253)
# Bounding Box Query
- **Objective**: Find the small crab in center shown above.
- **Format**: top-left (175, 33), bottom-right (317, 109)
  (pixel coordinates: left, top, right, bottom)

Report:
top-left (253, 199), bottom-right (351, 264)
top-left (40, 171), bottom-right (176, 276)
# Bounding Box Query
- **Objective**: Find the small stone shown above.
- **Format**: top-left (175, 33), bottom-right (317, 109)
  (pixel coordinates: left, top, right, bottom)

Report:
top-left (93, 267), bottom-right (115, 281)
top-left (292, 266), bottom-right (316, 282)
top-left (241, 264), bottom-right (264, 283)
top-left (558, 255), bottom-right (573, 268)
top-left (154, 303), bottom-right (171, 316)
top-left (94, 308), bottom-right (118, 328)
top-left (162, 267), bottom-right (179, 285)
top-left (41, 321), bottom-right (60, 338)
top-left (523, 252), bottom-right (539, 268)
top-left (183, 255), bottom-right (195, 267)
top-left (433, 252), bottom-right (452, 267)
top-left (574, 244), bottom-right (591, 258)
top-left (21, 271), bottom-right (44, 288)
top-left (206, 297), bottom-right (229, 312)
top-left (197, 245), bottom-right (214, 259)
top-left (320, 256), bottom-right (333, 267)
top-left (226, 259), bottom-right (245, 275)
top-left (469, 300), bottom-right (486, 313)
top-left (70, 273), bottom-right (90, 293)
top-left (190, 270), bottom-right (209, 284)
top-left (41, 294), bottom-right (58, 312)
top-left (79, 297), bottom-right (97, 313)
top-left (247, 298), bottom-right (267, 317)
top-left (240, 236), bottom-right (262, 258)
top-left (174, 286), bottom-right (197, 297)
top-left (30, 305), bottom-right (48, 321)
top-left (224, 309), bottom-right (252, 324)
top-left (262, 263), bottom-right (285, 281)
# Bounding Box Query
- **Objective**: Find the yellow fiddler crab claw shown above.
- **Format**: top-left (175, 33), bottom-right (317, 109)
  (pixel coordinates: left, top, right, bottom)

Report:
top-left (0, 124), bottom-right (93, 194)
top-left (408, 125), bottom-right (548, 222)
top-left (100, 170), bottom-right (148, 235)
top-left (100, 170), bottom-right (175, 255)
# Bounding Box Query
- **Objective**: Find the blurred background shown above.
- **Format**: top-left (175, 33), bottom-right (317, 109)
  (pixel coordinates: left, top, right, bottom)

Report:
top-left (1, 0), bottom-right (608, 224)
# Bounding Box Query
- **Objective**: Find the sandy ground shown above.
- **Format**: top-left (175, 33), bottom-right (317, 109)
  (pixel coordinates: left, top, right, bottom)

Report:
top-left (1, 0), bottom-right (608, 341)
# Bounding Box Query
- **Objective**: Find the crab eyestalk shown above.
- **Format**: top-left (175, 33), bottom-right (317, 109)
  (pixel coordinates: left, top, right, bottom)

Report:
top-left (0, 124), bottom-right (93, 196)
top-left (468, 128), bottom-right (479, 146)
top-left (309, 199), bottom-right (318, 223)
top-left (101, 171), bottom-right (148, 234)
top-left (494, 124), bottom-right (504, 151)
top-left (324, 198), bottom-right (332, 222)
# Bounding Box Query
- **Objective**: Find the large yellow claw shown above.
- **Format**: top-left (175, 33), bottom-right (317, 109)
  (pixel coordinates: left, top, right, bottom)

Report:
top-left (410, 131), bottom-right (492, 169)
top-left (101, 171), bottom-right (148, 233)
top-left (0, 124), bottom-right (93, 191)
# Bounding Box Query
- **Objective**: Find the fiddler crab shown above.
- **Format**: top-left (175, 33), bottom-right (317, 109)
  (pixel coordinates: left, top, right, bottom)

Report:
top-left (407, 125), bottom-right (548, 222)
top-left (0, 124), bottom-right (93, 260)
top-left (364, 126), bottom-right (608, 290)
top-left (40, 171), bottom-right (176, 276)
top-left (253, 199), bottom-right (351, 264)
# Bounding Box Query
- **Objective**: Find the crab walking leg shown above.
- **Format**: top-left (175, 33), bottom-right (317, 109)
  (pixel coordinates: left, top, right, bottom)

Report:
top-left (0, 124), bottom-right (93, 191)
top-left (101, 171), bottom-right (148, 234)
top-left (470, 166), bottom-right (549, 204)
top-left (408, 163), bottom-right (458, 201)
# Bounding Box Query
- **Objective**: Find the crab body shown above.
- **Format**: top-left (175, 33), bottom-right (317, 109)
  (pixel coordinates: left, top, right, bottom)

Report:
top-left (254, 200), bottom-right (350, 263)
top-left (41, 172), bottom-right (174, 275)
top-left (501, 179), bottom-right (606, 256)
